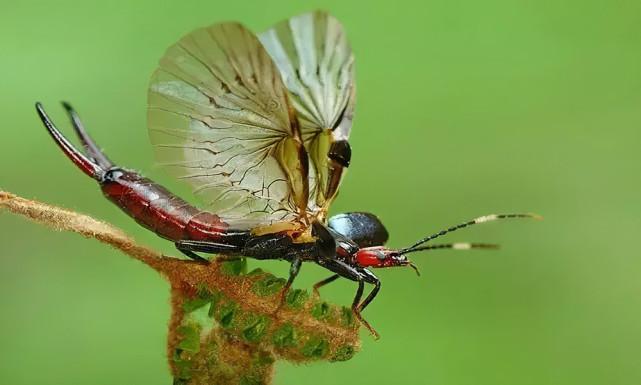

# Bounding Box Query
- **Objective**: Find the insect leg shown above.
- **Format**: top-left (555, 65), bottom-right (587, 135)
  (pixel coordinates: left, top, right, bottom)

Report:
top-left (357, 272), bottom-right (381, 313)
top-left (174, 240), bottom-right (242, 263)
top-left (312, 274), bottom-right (340, 297)
top-left (352, 281), bottom-right (365, 310)
top-left (174, 243), bottom-right (210, 263)
top-left (274, 257), bottom-right (302, 311)
top-left (315, 258), bottom-right (380, 338)
top-left (352, 269), bottom-right (380, 339)
top-left (284, 257), bottom-right (302, 294)
top-left (350, 280), bottom-right (380, 338)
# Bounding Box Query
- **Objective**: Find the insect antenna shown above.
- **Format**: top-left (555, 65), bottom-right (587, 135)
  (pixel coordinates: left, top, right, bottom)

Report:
top-left (403, 243), bottom-right (499, 276)
top-left (400, 213), bottom-right (541, 253)
top-left (62, 102), bottom-right (114, 169)
top-left (403, 242), bottom-right (499, 254)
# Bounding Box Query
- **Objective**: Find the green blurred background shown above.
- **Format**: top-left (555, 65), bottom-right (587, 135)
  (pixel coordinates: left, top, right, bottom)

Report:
top-left (1, 0), bottom-right (640, 384)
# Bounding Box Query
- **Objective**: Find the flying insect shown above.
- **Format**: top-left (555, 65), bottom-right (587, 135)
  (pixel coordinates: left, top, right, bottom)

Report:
top-left (36, 11), bottom-right (538, 337)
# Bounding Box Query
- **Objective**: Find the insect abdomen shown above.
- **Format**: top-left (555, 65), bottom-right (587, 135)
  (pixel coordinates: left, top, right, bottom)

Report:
top-left (100, 169), bottom-right (245, 244)
top-left (35, 103), bottom-right (251, 249)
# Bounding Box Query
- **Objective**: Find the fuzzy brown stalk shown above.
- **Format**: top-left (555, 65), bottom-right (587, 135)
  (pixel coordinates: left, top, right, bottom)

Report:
top-left (0, 190), bottom-right (360, 384)
top-left (0, 191), bottom-right (164, 270)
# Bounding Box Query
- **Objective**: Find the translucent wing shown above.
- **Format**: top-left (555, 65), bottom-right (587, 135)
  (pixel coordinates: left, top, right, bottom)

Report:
top-left (259, 11), bottom-right (356, 219)
top-left (148, 22), bottom-right (309, 223)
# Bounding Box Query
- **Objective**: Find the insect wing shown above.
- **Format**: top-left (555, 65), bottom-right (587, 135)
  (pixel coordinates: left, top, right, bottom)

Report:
top-left (148, 22), bottom-right (309, 223)
top-left (259, 11), bottom-right (355, 218)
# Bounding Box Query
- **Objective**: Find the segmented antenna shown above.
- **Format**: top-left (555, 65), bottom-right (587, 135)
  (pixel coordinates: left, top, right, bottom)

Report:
top-left (403, 242), bottom-right (499, 254)
top-left (401, 213), bottom-right (541, 253)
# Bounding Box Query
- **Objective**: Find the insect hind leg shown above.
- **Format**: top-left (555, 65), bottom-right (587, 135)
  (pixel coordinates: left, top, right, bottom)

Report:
top-left (175, 243), bottom-right (209, 263)
top-left (312, 274), bottom-right (340, 297)
top-left (175, 240), bottom-right (243, 263)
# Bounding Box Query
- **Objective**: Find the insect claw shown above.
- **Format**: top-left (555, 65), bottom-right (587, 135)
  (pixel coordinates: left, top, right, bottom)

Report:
top-left (271, 288), bottom-right (289, 315)
top-left (354, 311), bottom-right (380, 339)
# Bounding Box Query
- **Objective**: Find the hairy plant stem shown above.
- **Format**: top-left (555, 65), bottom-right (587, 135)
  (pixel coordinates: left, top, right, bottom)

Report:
top-left (0, 190), bottom-right (360, 385)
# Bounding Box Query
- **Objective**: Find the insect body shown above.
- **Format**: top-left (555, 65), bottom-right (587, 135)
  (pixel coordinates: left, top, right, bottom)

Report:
top-left (36, 11), bottom-right (537, 338)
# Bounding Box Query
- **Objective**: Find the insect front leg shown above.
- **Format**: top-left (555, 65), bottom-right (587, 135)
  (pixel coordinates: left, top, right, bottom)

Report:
top-left (352, 269), bottom-right (381, 339)
top-left (316, 258), bottom-right (381, 338)
top-left (357, 270), bottom-right (381, 314)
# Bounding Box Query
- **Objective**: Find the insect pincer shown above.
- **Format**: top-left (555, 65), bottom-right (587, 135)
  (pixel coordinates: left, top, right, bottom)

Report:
top-left (35, 102), bottom-right (103, 180)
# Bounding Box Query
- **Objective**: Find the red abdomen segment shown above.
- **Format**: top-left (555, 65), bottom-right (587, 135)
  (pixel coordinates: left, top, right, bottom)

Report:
top-left (35, 103), bottom-right (249, 248)
top-left (101, 169), bottom-right (249, 245)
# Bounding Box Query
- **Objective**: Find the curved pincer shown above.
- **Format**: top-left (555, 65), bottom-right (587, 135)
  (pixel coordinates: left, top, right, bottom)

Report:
top-left (35, 102), bottom-right (103, 180)
top-left (61, 102), bottom-right (113, 169)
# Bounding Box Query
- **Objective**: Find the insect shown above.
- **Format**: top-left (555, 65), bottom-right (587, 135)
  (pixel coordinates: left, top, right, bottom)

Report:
top-left (35, 11), bottom-right (538, 338)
